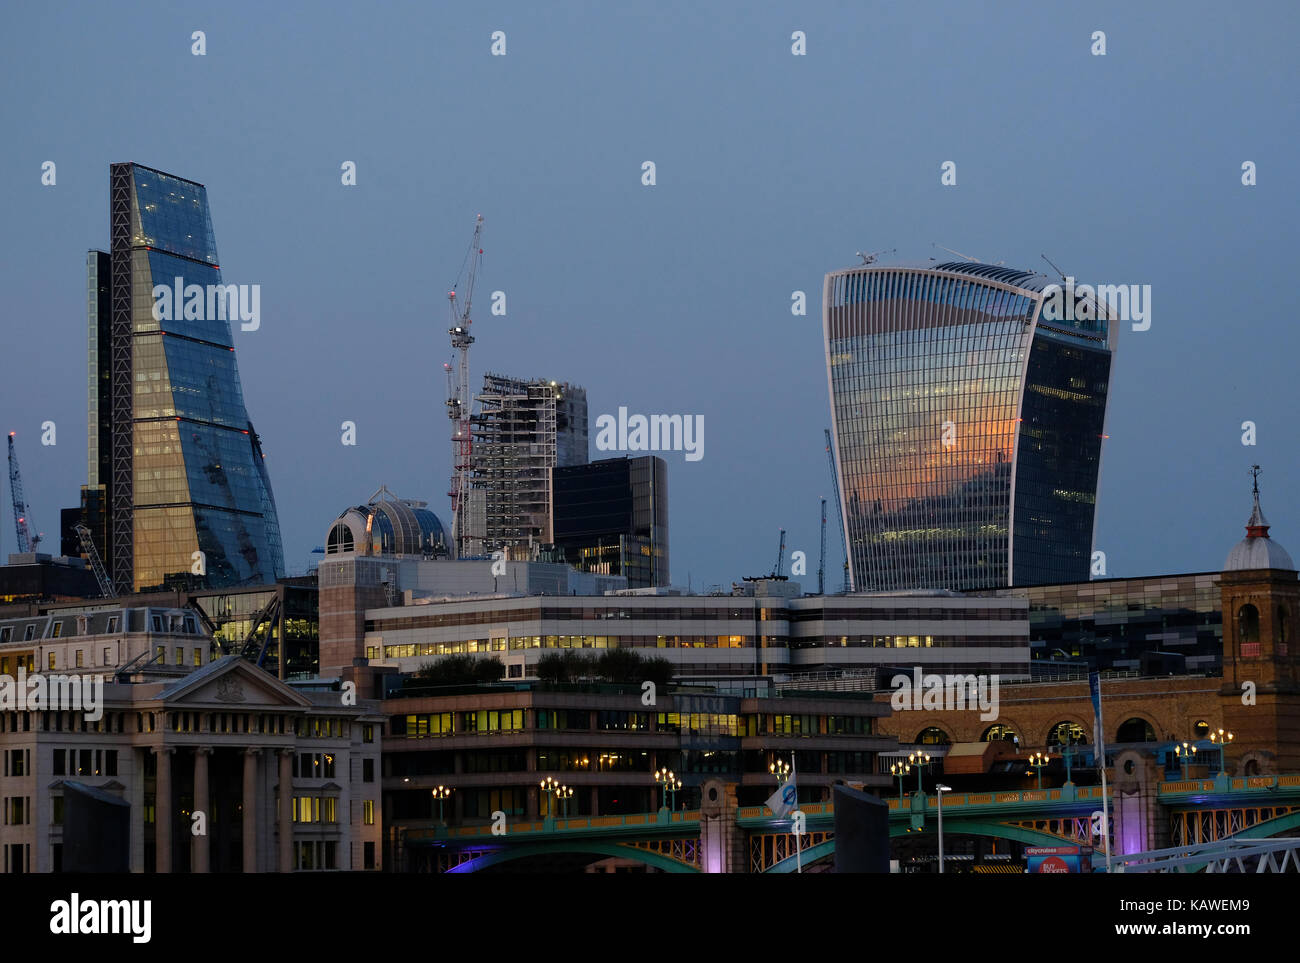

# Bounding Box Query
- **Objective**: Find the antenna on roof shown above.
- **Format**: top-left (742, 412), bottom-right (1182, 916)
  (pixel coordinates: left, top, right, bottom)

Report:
top-left (855, 248), bottom-right (895, 265)
top-left (1041, 253), bottom-right (1067, 282)
top-left (932, 243), bottom-right (979, 262)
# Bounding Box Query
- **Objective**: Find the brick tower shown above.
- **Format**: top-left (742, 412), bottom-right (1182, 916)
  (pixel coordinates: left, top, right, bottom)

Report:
top-left (1218, 467), bottom-right (1300, 772)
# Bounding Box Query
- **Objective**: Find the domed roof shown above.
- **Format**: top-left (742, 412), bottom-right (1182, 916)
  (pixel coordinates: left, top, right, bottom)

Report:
top-left (1224, 471), bottom-right (1294, 571)
top-left (325, 486), bottom-right (447, 557)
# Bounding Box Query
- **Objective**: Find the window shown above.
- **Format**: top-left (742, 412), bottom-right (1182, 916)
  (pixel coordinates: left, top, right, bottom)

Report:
top-left (1238, 604), bottom-right (1260, 657)
top-left (363, 759), bottom-right (374, 783)
top-left (24, 625), bottom-right (35, 641)
top-left (184, 617), bottom-right (196, 634)
top-left (363, 799), bottom-right (375, 825)
top-left (175, 648), bottom-right (185, 666)
top-left (106, 616), bottom-right (118, 633)
top-left (75, 651), bottom-right (84, 668)
top-left (48, 653), bottom-right (56, 671)
top-left (51, 622), bottom-right (62, 639)
top-left (362, 724), bottom-right (374, 744)
top-left (194, 648), bottom-right (202, 667)
top-left (102, 647), bottom-right (111, 665)
top-left (0, 627), bottom-right (10, 643)
top-left (364, 841), bottom-right (376, 870)
top-left (152, 616), bottom-right (163, 632)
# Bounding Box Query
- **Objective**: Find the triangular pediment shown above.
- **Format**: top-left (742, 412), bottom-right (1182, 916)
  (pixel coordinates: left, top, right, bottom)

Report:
top-left (160, 656), bottom-right (312, 709)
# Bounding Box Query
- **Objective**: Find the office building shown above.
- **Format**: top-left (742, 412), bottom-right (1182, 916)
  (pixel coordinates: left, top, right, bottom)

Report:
top-left (462, 373), bottom-right (588, 558)
top-left (82, 163), bottom-right (284, 594)
top-left (551, 456), bottom-right (669, 588)
top-left (384, 681), bottom-right (894, 871)
top-left (359, 590), bottom-right (1030, 682)
top-left (824, 261), bottom-right (1116, 592)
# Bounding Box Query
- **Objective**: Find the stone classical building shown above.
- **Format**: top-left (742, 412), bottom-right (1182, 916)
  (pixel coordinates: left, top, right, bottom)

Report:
top-left (0, 656), bottom-right (383, 873)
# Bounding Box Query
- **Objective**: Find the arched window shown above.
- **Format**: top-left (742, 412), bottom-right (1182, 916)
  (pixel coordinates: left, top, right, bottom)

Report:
top-left (1193, 720), bottom-right (1209, 738)
top-left (916, 726), bottom-right (951, 746)
top-left (1238, 604), bottom-right (1260, 654)
top-left (1046, 721), bottom-right (1089, 747)
top-left (326, 523), bottom-right (354, 555)
top-left (981, 724), bottom-right (1018, 744)
top-left (1279, 606), bottom-right (1289, 649)
top-left (1116, 717), bottom-right (1156, 743)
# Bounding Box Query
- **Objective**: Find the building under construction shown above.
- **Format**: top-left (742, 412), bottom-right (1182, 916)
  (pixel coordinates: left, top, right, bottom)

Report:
top-left (463, 373), bottom-right (588, 558)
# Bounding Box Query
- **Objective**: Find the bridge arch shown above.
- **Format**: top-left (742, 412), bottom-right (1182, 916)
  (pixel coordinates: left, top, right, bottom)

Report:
top-left (1113, 712), bottom-right (1161, 744)
top-left (914, 724), bottom-right (954, 745)
top-left (446, 841), bottom-right (700, 874)
top-left (889, 819), bottom-right (1070, 849)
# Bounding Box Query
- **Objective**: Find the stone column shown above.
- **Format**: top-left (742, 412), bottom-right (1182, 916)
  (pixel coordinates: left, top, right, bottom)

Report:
top-left (192, 748), bottom-right (211, 873)
top-left (154, 747), bottom-right (173, 873)
top-left (279, 749), bottom-right (294, 872)
top-left (243, 749), bottom-right (260, 872)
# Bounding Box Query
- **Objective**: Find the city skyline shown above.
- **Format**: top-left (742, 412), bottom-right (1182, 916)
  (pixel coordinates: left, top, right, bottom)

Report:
top-left (2, 3), bottom-right (1296, 592)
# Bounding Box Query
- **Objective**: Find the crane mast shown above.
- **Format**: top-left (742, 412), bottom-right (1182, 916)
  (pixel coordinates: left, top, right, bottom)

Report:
top-left (445, 215), bottom-right (484, 559)
top-left (7, 433), bottom-right (39, 553)
top-left (75, 523), bottom-right (116, 598)
top-left (818, 497), bottom-right (827, 596)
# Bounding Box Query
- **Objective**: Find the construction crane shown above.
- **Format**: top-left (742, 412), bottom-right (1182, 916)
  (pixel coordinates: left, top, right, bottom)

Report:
top-left (824, 428), bottom-right (851, 593)
top-left (7, 432), bottom-right (40, 553)
top-left (445, 215), bottom-right (485, 559)
top-left (74, 524), bottom-right (117, 598)
top-left (772, 528), bottom-right (786, 578)
top-left (818, 497), bottom-right (827, 596)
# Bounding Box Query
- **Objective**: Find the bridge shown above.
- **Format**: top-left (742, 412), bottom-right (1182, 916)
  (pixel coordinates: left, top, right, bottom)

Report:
top-left (394, 771), bottom-right (1300, 873)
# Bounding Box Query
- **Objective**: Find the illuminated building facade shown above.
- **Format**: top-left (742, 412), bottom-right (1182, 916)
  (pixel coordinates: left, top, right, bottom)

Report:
top-left (85, 163), bottom-right (284, 592)
top-left (824, 262), bottom-right (1116, 591)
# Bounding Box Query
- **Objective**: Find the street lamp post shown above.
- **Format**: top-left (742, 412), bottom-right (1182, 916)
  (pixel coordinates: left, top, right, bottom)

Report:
top-left (540, 777), bottom-right (559, 819)
top-left (907, 751), bottom-right (932, 796)
top-left (1028, 751), bottom-right (1048, 790)
top-left (1174, 741), bottom-right (1196, 774)
top-left (890, 761), bottom-right (911, 805)
top-left (557, 785), bottom-right (574, 818)
top-left (655, 768), bottom-right (681, 811)
top-left (936, 784), bottom-right (952, 874)
top-left (431, 785), bottom-right (452, 825)
top-left (1209, 729), bottom-right (1234, 776)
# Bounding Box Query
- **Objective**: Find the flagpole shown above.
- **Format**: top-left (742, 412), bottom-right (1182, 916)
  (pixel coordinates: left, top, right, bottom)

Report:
top-left (1090, 671), bottom-right (1113, 873)
top-left (792, 754), bottom-right (802, 873)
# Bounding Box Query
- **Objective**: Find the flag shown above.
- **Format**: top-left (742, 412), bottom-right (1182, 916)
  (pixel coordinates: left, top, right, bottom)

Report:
top-left (1088, 670), bottom-right (1104, 750)
top-left (766, 779), bottom-right (798, 819)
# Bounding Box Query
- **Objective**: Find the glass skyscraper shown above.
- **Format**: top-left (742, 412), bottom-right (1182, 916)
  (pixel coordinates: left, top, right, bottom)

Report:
top-left (824, 261), bottom-right (1115, 592)
top-left (86, 162), bottom-right (284, 592)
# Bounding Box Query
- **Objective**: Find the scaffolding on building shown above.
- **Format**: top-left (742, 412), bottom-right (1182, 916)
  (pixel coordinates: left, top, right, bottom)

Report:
top-left (466, 372), bottom-right (558, 557)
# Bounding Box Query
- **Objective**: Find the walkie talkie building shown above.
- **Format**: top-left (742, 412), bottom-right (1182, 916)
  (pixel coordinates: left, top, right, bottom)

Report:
top-left (824, 261), bottom-right (1116, 592)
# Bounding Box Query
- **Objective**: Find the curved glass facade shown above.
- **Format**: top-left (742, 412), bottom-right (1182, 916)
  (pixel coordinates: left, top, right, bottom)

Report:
top-left (100, 163), bottom-right (284, 591)
top-left (824, 263), bottom-right (1114, 592)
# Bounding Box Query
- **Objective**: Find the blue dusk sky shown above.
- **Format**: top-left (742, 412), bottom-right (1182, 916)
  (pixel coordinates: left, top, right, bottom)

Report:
top-left (0, 0), bottom-right (1296, 587)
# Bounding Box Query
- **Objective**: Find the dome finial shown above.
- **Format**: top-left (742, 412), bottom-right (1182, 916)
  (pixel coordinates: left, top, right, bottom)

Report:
top-left (1247, 464), bottom-right (1269, 537)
